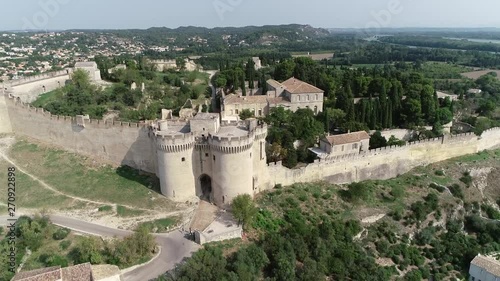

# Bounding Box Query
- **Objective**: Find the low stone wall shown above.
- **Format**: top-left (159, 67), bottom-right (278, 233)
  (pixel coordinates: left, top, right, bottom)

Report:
top-left (195, 228), bottom-right (242, 245)
top-left (266, 128), bottom-right (500, 190)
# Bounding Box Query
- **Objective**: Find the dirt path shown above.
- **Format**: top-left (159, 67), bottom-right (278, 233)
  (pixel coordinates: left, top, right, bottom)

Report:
top-left (0, 150), bottom-right (158, 213)
top-left (0, 135), bottom-right (197, 230)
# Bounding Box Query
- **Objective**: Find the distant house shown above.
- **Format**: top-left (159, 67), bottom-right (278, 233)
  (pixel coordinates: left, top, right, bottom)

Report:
top-left (319, 131), bottom-right (370, 157)
top-left (222, 77), bottom-right (324, 120)
top-left (468, 88), bottom-right (483, 95)
top-left (469, 254), bottom-right (500, 281)
top-left (436, 91), bottom-right (459, 101)
top-left (74, 61), bottom-right (102, 82)
top-left (12, 263), bottom-right (122, 281)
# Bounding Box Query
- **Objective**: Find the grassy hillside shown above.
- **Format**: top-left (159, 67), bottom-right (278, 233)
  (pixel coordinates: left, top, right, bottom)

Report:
top-left (162, 149), bottom-right (500, 281)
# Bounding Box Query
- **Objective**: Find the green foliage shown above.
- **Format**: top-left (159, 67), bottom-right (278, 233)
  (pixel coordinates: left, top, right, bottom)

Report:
top-left (369, 131), bottom-right (387, 149)
top-left (139, 217), bottom-right (178, 233)
top-left (387, 135), bottom-right (406, 147)
top-left (39, 253), bottom-right (69, 267)
top-left (232, 194), bottom-right (258, 230)
top-left (108, 226), bottom-right (156, 267)
top-left (239, 109), bottom-right (254, 120)
top-left (59, 240), bottom-right (72, 250)
top-left (346, 182), bottom-right (373, 203)
top-left (448, 184), bottom-right (465, 200)
top-left (434, 170), bottom-right (445, 176)
top-left (481, 204), bottom-right (500, 220)
top-left (459, 171), bottom-right (473, 187)
top-left (52, 227), bottom-right (70, 240)
top-left (98, 205), bottom-right (113, 212)
top-left (429, 183), bottom-right (445, 193)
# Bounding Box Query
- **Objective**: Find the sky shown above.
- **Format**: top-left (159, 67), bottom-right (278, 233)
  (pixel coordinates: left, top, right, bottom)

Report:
top-left (2, 0), bottom-right (500, 31)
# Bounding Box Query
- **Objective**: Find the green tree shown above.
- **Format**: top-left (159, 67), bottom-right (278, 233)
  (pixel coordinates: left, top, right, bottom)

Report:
top-left (369, 131), bottom-right (387, 149)
top-left (239, 109), bottom-right (255, 120)
top-left (231, 194), bottom-right (258, 230)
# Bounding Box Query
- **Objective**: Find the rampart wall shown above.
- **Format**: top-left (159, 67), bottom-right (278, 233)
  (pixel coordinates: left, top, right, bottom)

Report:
top-left (4, 70), bottom-right (72, 103)
top-left (5, 95), bottom-right (156, 173)
top-left (0, 94), bottom-right (12, 133)
top-left (266, 129), bottom-right (500, 189)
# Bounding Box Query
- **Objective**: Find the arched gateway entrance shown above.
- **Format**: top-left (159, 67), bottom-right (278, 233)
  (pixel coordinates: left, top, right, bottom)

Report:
top-left (199, 174), bottom-right (212, 202)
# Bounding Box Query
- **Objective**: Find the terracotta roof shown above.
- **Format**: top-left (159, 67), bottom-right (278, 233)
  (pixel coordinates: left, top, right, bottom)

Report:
top-left (266, 79), bottom-right (284, 89)
top-left (12, 266), bottom-right (61, 281)
top-left (471, 255), bottom-right (500, 277)
top-left (61, 263), bottom-right (93, 281)
top-left (323, 131), bottom-right (370, 145)
top-left (281, 77), bottom-right (324, 94)
top-left (224, 94), bottom-right (268, 105)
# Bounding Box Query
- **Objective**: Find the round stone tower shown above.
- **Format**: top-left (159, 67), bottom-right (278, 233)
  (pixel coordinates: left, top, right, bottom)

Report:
top-left (155, 122), bottom-right (196, 201)
top-left (209, 134), bottom-right (254, 206)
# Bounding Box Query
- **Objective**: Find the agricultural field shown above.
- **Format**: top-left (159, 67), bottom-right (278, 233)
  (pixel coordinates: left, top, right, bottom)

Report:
top-left (461, 69), bottom-right (500, 80)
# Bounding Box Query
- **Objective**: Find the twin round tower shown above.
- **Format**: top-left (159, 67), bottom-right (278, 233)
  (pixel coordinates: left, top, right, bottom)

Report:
top-left (154, 113), bottom-right (269, 206)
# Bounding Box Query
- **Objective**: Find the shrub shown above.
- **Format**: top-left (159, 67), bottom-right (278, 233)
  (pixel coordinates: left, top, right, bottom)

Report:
top-left (448, 184), bottom-right (464, 200)
top-left (434, 170), bottom-right (445, 176)
top-left (274, 184), bottom-right (283, 189)
top-left (298, 194), bottom-right (308, 202)
top-left (481, 204), bottom-right (500, 220)
top-left (429, 183), bottom-right (445, 193)
top-left (98, 205), bottom-right (112, 212)
top-left (459, 171), bottom-right (473, 187)
top-left (53, 228), bottom-right (70, 240)
top-left (39, 254), bottom-right (69, 267)
top-left (59, 240), bottom-right (71, 250)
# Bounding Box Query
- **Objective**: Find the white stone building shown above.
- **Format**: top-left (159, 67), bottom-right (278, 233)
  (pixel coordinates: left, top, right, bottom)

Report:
top-left (469, 254), bottom-right (500, 281)
top-left (222, 77), bottom-right (324, 120)
top-left (319, 131), bottom-right (370, 157)
top-left (74, 61), bottom-right (102, 82)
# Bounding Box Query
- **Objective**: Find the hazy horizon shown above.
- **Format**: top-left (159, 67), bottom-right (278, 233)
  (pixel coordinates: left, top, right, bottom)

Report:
top-left (2, 0), bottom-right (500, 31)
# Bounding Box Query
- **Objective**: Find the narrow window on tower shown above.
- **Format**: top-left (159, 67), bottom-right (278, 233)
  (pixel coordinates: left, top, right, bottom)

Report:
top-left (181, 157), bottom-right (185, 162)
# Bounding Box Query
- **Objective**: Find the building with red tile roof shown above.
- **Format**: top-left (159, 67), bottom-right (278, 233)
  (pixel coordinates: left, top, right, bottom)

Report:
top-left (222, 77), bottom-right (323, 120)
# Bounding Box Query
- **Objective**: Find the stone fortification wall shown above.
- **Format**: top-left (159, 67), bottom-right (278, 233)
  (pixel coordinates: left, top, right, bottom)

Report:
top-left (4, 70), bottom-right (72, 103)
top-left (0, 94), bottom-right (13, 133)
top-left (5, 95), bottom-right (156, 173)
top-left (267, 130), bottom-right (500, 188)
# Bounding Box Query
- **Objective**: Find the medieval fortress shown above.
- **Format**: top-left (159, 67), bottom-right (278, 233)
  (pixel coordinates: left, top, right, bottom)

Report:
top-left (1, 68), bottom-right (500, 206)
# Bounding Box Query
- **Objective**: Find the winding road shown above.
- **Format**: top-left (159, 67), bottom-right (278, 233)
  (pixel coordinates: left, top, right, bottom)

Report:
top-left (0, 215), bottom-right (200, 281)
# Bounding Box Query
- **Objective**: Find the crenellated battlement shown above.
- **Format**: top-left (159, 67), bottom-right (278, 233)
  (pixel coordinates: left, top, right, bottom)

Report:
top-left (156, 133), bottom-right (196, 153)
top-left (5, 94), bottom-right (150, 129)
top-left (6, 69), bottom-right (72, 87)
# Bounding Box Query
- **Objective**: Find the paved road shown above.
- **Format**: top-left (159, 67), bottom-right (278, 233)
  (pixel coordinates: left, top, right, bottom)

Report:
top-left (0, 215), bottom-right (200, 281)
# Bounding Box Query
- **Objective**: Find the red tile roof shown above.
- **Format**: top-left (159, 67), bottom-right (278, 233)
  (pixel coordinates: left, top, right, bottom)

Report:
top-left (11, 266), bottom-right (61, 281)
top-left (224, 94), bottom-right (268, 105)
top-left (323, 131), bottom-right (370, 145)
top-left (61, 263), bottom-right (93, 281)
top-left (281, 77), bottom-right (324, 94)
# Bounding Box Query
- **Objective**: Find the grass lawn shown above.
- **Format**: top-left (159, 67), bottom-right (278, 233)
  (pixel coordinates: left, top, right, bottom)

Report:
top-left (421, 61), bottom-right (474, 79)
top-left (0, 159), bottom-right (75, 210)
top-left (30, 89), bottom-right (64, 107)
top-left (116, 205), bottom-right (145, 217)
top-left (6, 138), bottom-right (178, 212)
top-left (139, 216), bottom-right (180, 233)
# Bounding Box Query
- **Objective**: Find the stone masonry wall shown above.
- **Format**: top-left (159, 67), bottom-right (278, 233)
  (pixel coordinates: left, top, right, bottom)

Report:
top-left (266, 129), bottom-right (500, 189)
top-left (5, 96), bottom-right (156, 173)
